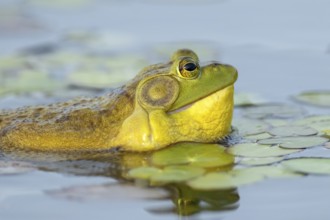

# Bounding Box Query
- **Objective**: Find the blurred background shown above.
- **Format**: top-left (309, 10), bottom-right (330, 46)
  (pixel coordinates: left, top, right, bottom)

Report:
top-left (1, 0), bottom-right (330, 108)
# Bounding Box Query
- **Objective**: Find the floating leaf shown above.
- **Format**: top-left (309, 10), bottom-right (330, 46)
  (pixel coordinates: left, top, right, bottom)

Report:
top-left (187, 172), bottom-right (262, 190)
top-left (231, 166), bottom-right (300, 179)
top-left (263, 119), bottom-right (288, 127)
top-left (281, 158), bottom-right (330, 174)
top-left (294, 115), bottom-right (330, 134)
top-left (244, 132), bottom-right (273, 140)
top-left (233, 118), bottom-right (269, 136)
top-left (0, 70), bottom-right (63, 96)
top-left (151, 143), bottom-right (234, 168)
top-left (293, 91), bottom-right (330, 108)
top-left (258, 136), bottom-right (328, 149)
top-left (188, 166), bottom-right (298, 190)
top-left (267, 126), bottom-right (318, 137)
top-left (228, 143), bottom-right (300, 157)
top-left (242, 104), bottom-right (304, 119)
top-left (239, 157), bottom-right (284, 166)
top-left (234, 92), bottom-right (267, 107)
top-left (324, 130), bottom-right (330, 137)
top-left (127, 167), bottom-right (161, 180)
top-left (150, 166), bottom-right (205, 184)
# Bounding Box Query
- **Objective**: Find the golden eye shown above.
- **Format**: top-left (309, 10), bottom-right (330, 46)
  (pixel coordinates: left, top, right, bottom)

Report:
top-left (177, 58), bottom-right (200, 79)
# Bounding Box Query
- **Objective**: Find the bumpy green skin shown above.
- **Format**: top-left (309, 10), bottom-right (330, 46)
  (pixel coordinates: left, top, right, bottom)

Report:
top-left (0, 49), bottom-right (238, 152)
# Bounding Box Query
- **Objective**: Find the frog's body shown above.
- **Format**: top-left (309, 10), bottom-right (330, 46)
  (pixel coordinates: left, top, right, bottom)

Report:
top-left (0, 49), bottom-right (237, 152)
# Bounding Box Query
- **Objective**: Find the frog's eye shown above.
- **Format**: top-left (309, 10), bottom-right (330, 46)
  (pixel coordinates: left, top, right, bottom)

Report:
top-left (177, 58), bottom-right (200, 79)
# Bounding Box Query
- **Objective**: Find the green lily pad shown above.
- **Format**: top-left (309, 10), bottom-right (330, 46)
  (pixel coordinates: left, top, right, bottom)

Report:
top-left (151, 143), bottom-right (234, 168)
top-left (239, 157), bottom-right (284, 166)
top-left (242, 104), bottom-right (304, 119)
top-left (187, 172), bottom-right (262, 190)
top-left (188, 166), bottom-right (298, 190)
top-left (228, 143), bottom-right (300, 157)
top-left (231, 166), bottom-right (300, 178)
top-left (263, 119), bottom-right (288, 127)
top-left (293, 91), bottom-right (330, 108)
top-left (0, 70), bottom-right (63, 96)
top-left (294, 115), bottom-right (330, 134)
top-left (234, 92), bottom-right (267, 107)
top-left (233, 118), bottom-right (269, 136)
top-left (150, 166), bottom-right (205, 184)
top-left (244, 132), bottom-right (273, 141)
top-left (127, 167), bottom-right (162, 180)
top-left (324, 130), bottom-right (330, 137)
top-left (281, 158), bottom-right (330, 174)
top-left (258, 136), bottom-right (328, 149)
top-left (267, 126), bottom-right (318, 137)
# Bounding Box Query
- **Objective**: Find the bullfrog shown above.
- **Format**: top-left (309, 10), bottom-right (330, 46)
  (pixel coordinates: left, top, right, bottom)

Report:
top-left (0, 49), bottom-right (237, 152)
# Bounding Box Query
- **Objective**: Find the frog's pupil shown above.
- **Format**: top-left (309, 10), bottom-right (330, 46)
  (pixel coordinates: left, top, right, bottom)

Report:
top-left (184, 63), bottom-right (197, 71)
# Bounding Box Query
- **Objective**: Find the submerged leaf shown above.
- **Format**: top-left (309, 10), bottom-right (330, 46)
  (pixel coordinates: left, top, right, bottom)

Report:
top-left (281, 158), bottom-right (330, 174)
top-left (151, 143), bottom-right (234, 168)
top-left (228, 143), bottom-right (300, 157)
top-left (258, 136), bottom-right (328, 149)
top-left (293, 91), bottom-right (330, 107)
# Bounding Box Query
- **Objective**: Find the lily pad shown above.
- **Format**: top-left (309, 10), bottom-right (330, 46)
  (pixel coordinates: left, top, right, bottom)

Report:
top-left (294, 115), bottom-right (330, 134)
top-left (150, 166), bottom-right (205, 184)
top-left (228, 143), bottom-right (300, 157)
top-left (127, 167), bottom-right (162, 180)
top-left (239, 157), bottom-right (284, 166)
top-left (151, 143), bottom-right (234, 168)
top-left (244, 132), bottom-right (273, 141)
top-left (188, 166), bottom-right (298, 190)
top-left (0, 70), bottom-right (63, 96)
top-left (293, 91), bottom-right (330, 108)
top-left (258, 136), bottom-right (328, 149)
top-left (242, 104), bottom-right (304, 119)
top-left (267, 126), bottom-right (318, 137)
top-left (231, 166), bottom-right (300, 178)
top-left (233, 118), bottom-right (269, 136)
top-left (281, 158), bottom-right (330, 174)
top-left (234, 92), bottom-right (267, 107)
top-left (187, 172), bottom-right (262, 190)
top-left (263, 119), bottom-right (288, 127)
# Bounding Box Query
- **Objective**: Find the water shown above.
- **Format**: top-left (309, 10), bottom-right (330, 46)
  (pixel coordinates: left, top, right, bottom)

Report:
top-left (0, 0), bottom-right (330, 219)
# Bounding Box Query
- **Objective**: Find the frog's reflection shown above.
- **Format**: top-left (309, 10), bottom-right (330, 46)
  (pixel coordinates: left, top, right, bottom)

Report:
top-left (149, 184), bottom-right (239, 216)
top-left (4, 144), bottom-right (240, 216)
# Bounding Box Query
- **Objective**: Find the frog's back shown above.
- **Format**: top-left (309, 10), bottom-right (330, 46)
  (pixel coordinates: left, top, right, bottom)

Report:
top-left (0, 86), bottom-right (135, 152)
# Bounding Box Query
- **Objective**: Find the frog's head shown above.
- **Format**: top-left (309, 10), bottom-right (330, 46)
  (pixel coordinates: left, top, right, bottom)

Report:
top-left (117, 49), bottom-right (238, 151)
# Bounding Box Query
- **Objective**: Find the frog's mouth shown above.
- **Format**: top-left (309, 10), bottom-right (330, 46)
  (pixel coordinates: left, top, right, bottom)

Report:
top-left (167, 85), bottom-right (234, 115)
